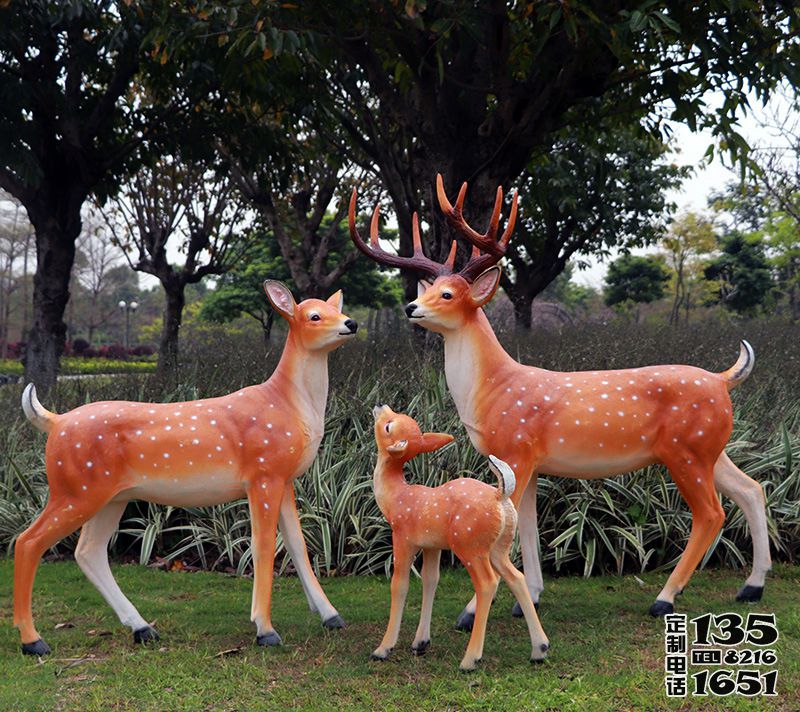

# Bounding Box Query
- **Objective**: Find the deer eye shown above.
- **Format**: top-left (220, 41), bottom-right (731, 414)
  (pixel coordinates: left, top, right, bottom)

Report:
top-left (310, 313), bottom-right (321, 321)
top-left (384, 422), bottom-right (391, 433)
top-left (441, 291), bottom-right (452, 300)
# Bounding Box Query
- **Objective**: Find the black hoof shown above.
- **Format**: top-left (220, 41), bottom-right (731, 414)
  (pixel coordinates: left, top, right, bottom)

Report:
top-left (455, 609), bottom-right (475, 632)
top-left (411, 640), bottom-right (430, 656)
top-left (736, 584), bottom-right (764, 603)
top-left (649, 600), bottom-right (674, 617)
top-left (370, 647), bottom-right (392, 661)
top-left (256, 631), bottom-right (282, 647)
top-left (21, 638), bottom-right (51, 656)
top-left (322, 614), bottom-right (346, 629)
top-left (133, 626), bottom-right (160, 645)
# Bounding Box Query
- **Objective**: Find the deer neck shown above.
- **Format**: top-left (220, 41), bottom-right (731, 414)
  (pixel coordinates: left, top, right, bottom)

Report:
top-left (443, 309), bottom-right (517, 433)
top-left (373, 456), bottom-right (407, 519)
top-left (266, 333), bottom-right (330, 431)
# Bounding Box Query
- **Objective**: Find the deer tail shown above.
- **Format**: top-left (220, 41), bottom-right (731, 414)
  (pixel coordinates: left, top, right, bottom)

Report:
top-left (22, 384), bottom-right (56, 433)
top-left (488, 455), bottom-right (516, 500)
top-left (720, 340), bottom-right (755, 391)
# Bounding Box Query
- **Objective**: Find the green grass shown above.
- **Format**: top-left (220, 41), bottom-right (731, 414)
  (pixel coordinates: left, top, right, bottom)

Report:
top-left (1, 560), bottom-right (797, 711)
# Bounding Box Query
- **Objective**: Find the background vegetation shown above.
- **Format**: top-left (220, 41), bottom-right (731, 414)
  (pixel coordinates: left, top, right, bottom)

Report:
top-left (1, 316), bottom-right (797, 579)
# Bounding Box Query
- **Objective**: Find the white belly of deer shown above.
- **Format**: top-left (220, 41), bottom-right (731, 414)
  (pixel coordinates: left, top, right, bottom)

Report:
top-left (119, 468), bottom-right (246, 507)
top-left (539, 449), bottom-right (658, 479)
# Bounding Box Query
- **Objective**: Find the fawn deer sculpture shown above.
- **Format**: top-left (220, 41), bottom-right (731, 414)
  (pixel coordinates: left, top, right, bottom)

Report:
top-left (371, 405), bottom-right (549, 671)
top-left (349, 175), bottom-right (771, 628)
top-left (14, 281), bottom-right (355, 655)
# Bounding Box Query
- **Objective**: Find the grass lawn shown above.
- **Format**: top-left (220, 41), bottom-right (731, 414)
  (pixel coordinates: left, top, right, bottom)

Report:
top-left (0, 560), bottom-right (797, 711)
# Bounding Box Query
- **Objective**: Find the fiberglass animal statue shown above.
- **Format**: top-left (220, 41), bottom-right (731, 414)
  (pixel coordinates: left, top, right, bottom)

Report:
top-left (371, 405), bottom-right (549, 671)
top-left (14, 280), bottom-right (356, 655)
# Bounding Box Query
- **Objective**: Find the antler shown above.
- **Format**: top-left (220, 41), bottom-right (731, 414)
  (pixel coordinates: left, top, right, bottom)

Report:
top-left (349, 188), bottom-right (457, 280)
top-left (436, 173), bottom-right (518, 281)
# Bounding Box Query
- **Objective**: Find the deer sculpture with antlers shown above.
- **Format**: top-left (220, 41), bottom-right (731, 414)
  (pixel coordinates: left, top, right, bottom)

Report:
top-left (14, 281), bottom-right (355, 655)
top-left (349, 176), bottom-right (771, 626)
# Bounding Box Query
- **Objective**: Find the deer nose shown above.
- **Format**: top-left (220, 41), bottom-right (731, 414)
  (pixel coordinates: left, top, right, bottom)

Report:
top-left (344, 319), bottom-right (358, 333)
top-left (405, 303), bottom-right (418, 318)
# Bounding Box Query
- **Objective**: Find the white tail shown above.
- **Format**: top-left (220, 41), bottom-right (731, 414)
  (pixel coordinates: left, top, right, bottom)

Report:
top-left (21, 384), bottom-right (55, 433)
top-left (488, 455), bottom-right (515, 499)
top-left (721, 340), bottom-right (755, 390)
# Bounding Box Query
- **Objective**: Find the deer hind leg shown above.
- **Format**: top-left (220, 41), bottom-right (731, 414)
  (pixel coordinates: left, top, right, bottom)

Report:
top-left (459, 555), bottom-right (498, 671)
top-left (247, 477), bottom-right (285, 646)
top-left (278, 485), bottom-right (345, 628)
top-left (713, 451), bottom-right (771, 602)
top-left (456, 456), bottom-right (537, 630)
top-left (513, 473), bottom-right (543, 617)
top-left (74, 500), bottom-right (156, 644)
top-left (411, 548), bottom-right (441, 655)
top-left (650, 455), bottom-right (725, 616)
top-left (371, 539), bottom-right (416, 660)
top-left (14, 493), bottom-right (112, 654)
top-left (490, 504), bottom-right (549, 662)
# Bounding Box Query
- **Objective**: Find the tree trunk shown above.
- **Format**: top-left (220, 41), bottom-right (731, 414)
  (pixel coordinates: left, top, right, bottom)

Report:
top-left (156, 285), bottom-right (185, 388)
top-left (24, 218), bottom-right (79, 393)
top-left (510, 289), bottom-right (534, 330)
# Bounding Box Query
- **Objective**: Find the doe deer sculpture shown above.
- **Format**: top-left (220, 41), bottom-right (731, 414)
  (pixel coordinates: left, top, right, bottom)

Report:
top-left (349, 175), bottom-right (771, 628)
top-left (14, 281), bottom-right (355, 655)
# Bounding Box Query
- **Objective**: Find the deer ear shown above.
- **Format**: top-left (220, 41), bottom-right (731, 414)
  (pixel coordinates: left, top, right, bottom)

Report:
top-left (419, 432), bottom-right (454, 453)
top-left (326, 289), bottom-right (343, 313)
top-left (264, 280), bottom-right (296, 320)
top-left (469, 266), bottom-right (501, 307)
top-left (417, 279), bottom-right (432, 298)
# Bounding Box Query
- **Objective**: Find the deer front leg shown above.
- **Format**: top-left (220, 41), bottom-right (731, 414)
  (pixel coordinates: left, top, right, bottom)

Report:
top-left (247, 477), bottom-right (285, 646)
top-left (713, 451), bottom-right (772, 602)
top-left (411, 548), bottom-right (441, 655)
top-left (513, 474), bottom-right (543, 616)
top-left (371, 538), bottom-right (416, 660)
top-left (75, 500), bottom-right (156, 644)
top-left (279, 485), bottom-right (345, 628)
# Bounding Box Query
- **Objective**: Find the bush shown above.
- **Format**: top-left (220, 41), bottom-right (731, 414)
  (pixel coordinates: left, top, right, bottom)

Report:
top-left (72, 338), bottom-right (90, 355)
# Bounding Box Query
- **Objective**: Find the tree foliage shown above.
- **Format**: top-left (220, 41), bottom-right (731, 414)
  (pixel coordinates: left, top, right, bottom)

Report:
top-left (604, 254), bottom-right (669, 309)
top-left (704, 233), bottom-right (774, 315)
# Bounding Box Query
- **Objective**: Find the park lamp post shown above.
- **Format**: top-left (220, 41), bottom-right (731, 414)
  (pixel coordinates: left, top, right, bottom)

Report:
top-left (118, 300), bottom-right (138, 351)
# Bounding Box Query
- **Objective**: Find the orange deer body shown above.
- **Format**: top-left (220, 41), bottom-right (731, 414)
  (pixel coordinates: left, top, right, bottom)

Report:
top-left (350, 176), bottom-right (771, 626)
top-left (371, 406), bottom-right (548, 671)
top-left (14, 281), bottom-right (356, 655)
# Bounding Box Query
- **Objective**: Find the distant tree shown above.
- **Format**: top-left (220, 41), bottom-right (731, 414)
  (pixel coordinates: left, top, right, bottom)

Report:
top-left (222, 120), bottom-right (379, 301)
top-left (704, 233), bottom-right (774, 315)
top-left (661, 212), bottom-right (717, 325)
top-left (502, 122), bottom-right (684, 327)
top-left (604, 254), bottom-right (669, 319)
top-left (764, 212), bottom-right (800, 320)
top-left (103, 159), bottom-right (251, 385)
top-left (0, 191), bottom-right (34, 356)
